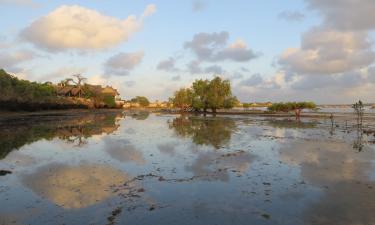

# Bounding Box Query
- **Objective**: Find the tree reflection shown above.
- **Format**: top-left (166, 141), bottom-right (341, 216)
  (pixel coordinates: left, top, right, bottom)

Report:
top-left (128, 111), bottom-right (150, 120)
top-left (168, 115), bottom-right (237, 149)
top-left (266, 119), bottom-right (318, 129)
top-left (0, 112), bottom-right (123, 159)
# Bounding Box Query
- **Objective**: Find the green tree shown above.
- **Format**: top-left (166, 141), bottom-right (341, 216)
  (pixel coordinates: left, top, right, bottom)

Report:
top-left (191, 79), bottom-right (210, 112)
top-left (171, 88), bottom-right (193, 111)
top-left (130, 96), bottom-right (150, 107)
top-left (267, 102), bottom-right (316, 118)
top-left (206, 77), bottom-right (232, 113)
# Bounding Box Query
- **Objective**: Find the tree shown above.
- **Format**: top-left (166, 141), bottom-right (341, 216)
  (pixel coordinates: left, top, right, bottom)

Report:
top-left (170, 77), bottom-right (237, 113)
top-left (352, 100), bottom-right (365, 127)
top-left (191, 79), bottom-right (210, 112)
top-left (171, 88), bottom-right (193, 111)
top-left (206, 77), bottom-right (232, 113)
top-left (267, 102), bottom-right (316, 118)
top-left (243, 103), bottom-right (251, 110)
top-left (130, 96), bottom-right (150, 107)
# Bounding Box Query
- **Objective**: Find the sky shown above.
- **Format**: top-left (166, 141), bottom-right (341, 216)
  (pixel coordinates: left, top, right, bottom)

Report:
top-left (0, 0), bottom-right (374, 104)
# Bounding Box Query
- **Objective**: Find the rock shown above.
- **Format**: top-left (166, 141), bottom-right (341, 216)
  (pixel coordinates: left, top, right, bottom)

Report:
top-left (0, 170), bottom-right (12, 176)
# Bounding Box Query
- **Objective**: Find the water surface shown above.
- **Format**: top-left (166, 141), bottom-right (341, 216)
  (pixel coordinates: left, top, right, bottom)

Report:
top-left (1, 111), bottom-right (375, 225)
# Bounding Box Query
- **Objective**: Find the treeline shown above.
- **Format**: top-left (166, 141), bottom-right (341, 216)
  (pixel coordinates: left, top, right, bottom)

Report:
top-left (170, 77), bottom-right (239, 113)
top-left (0, 69), bottom-right (118, 111)
top-left (0, 69), bottom-right (55, 102)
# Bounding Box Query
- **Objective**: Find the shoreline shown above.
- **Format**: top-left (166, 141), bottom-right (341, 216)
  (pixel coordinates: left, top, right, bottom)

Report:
top-left (1, 108), bottom-right (374, 121)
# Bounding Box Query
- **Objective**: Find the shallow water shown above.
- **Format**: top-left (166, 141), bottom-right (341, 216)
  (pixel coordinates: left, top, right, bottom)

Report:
top-left (0, 111), bottom-right (375, 225)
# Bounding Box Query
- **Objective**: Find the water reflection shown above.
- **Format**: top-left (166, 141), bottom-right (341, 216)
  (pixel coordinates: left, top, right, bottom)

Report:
top-left (279, 141), bottom-right (375, 224)
top-left (0, 112), bottom-right (123, 159)
top-left (168, 115), bottom-right (237, 149)
top-left (104, 138), bottom-right (146, 165)
top-left (185, 150), bottom-right (256, 181)
top-left (22, 163), bottom-right (130, 209)
top-left (266, 119), bottom-right (318, 129)
top-left (128, 111), bottom-right (150, 120)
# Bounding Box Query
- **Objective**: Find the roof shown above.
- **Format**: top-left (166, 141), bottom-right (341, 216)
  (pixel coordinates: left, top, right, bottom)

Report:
top-left (102, 86), bottom-right (119, 96)
top-left (71, 87), bottom-right (85, 96)
top-left (57, 86), bottom-right (73, 95)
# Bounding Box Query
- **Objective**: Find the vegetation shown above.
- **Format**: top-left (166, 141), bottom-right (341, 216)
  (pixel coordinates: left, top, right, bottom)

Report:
top-left (242, 103), bottom-right (251, 110)
top-left (267, 102), bottom-right (317, 118)
top-left (0, 69), bottom-right (56, 103)
top-left (171, 77), bottom-right (237, 113)
top-left (0, 69), bottom-right (120, 110)
top-left (130, 96), bottom-right (150, 107)
top-left (352, 100), bottom-right (365, 127)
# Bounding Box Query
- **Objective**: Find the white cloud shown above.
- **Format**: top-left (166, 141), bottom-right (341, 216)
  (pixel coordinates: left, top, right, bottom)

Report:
top-left (20, 4), bottom-right (156, 51)
top-left (104, 51), bottom-right (144, 76)
top-left (306, 0), bottom-right (375, 31)
top-left (279, 27), bottom-right (375, 75)
top-left (0, 50), bottom-right (35, 72)
top-left (142, 4), bottom-right (157, 17)
top-left (0, 0), bottom-right (39, 7)
top-left (157, 57), bottom-right (179, 72)
top-left (184, 32), bottom-right (258, 62)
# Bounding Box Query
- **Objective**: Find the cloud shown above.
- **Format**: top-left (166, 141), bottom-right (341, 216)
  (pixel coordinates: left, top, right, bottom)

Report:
top-left (157, 57), bottom-right (179, 72)
top-left (306, 0), bottom-right (375, 30)
top-left (279, 27), bottom-right (375, 75)
top-left (184, 32), bottom-right (258, 62)
top-left (0, 50), bottom-right (35, 72)
top-left (186, 60), bottom-right (202, 74)
top-left (278, 11), bottom-right (305, 21)
top-left (239, 74), bottom-right (263, 86)
top-left (104, 51), bottom-right (144, 76)
top-left (192, 0), bottom-right (206, 12)
top-left (171, 75), bottom-right (181, 81)
top-left (20, 4), bottom-right (156, 51)
top-left (0, 0), bottom-right (39, 7)
top-left (204, 65), bottom-right (224, 74)
top-left (142, 4), bottom-right (156, 17)
top-left (124, 80), bottom-right (136, 87)
top-left (37, 66), bottom-right (86, 82)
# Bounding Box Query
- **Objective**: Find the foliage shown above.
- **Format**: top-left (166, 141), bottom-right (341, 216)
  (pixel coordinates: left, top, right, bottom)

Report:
top-left (130, 96), bottom-right (150, 107)
top-left (0, 69), bottom-right (55, 102)
top-left (242, 103), bottom-right (251, 109)
top-left (103, 95), bottom-right (116, 108)
top-left (171, 88), bottom-right (193, 110)
top-left (191, 79), bottom-right (210, 111)
top-left (267, 102), bottom-right (316, 117)
top-left (171, 77), bottom-right (237, 113)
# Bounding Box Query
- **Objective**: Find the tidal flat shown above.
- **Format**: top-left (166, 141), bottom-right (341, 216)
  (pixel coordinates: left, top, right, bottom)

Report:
top-left (0, 111), bottom-right (375, 225)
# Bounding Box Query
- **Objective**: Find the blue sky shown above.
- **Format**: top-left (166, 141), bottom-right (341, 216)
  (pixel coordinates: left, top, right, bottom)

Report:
top-left (0, 0), bottom-right (374, 104)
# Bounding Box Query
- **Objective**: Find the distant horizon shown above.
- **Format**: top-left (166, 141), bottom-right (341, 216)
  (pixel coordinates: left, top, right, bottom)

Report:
top-left (1, 0), bottom-right (374, 104)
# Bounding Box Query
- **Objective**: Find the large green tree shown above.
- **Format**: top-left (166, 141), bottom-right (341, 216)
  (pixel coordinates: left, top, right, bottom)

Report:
top-left (171, 77), bottom-right (236, 113)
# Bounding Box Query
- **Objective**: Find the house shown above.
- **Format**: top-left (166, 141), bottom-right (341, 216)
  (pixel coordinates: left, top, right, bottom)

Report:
top-left (101, 86), bottom-right (120, 99)
top-left (56, 86), bottom-right (85, 97)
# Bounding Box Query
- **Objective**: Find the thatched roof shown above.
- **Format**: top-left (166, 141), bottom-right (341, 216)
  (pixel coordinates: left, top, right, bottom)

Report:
top-left (102, 86), bottom-right (119, 96)
top-left (57, 86), bottom-right (73, 95)
top-left (71, 87), bottom-right (85, 96)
